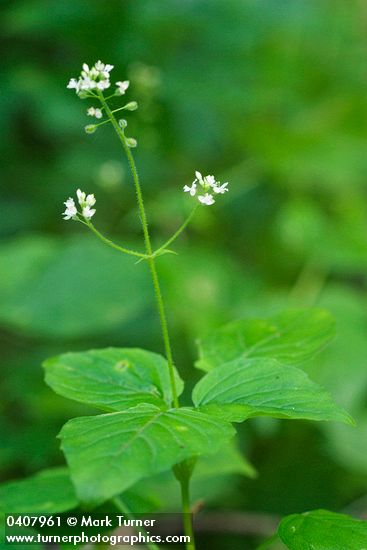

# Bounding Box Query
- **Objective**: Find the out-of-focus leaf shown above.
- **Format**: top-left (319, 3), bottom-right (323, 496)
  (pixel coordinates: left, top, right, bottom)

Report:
top-left (43, 347), bottom-right (183, 411)
top-left (193, 438), bottom-right (257, 479)
top-left (307, 286), bottom-right (367, 474)
top-left (160, 245), bottom-right (262, 338)
top-left (196, 309), bottom-right (335, 372)
top-left (130, 438), bottom-right (255, 511)
top-left (277, 199), bottom-right (367, 273)
top-left (0, 467), bottom-right (77, 513)
top-left (0, 235), bottom-right (151, 338)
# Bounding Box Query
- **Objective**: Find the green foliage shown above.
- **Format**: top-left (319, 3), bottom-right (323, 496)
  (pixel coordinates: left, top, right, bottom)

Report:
top-left (129, 438), bottom-right (256, 512)
top-left (193, 438), bottom-right (257, 480)
top-left (192, 357), bottom-right (352, 424)
top-left (1, 1), bottom-right (366, 547)
top-left (43, 347), bottom-right (183, 411)
top-left (196, 309), bottom-right (335, 372)
top-left (278, 509), bottom-right (367, 550)
top-left (59, 403), bottom-right (235, 505)
top-left (0, 236), bottom-right (150, 338)
top-left (0, 467), bottom-right (77, 514)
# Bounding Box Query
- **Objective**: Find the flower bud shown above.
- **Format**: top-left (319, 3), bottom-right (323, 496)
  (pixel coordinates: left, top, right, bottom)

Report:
top-left (123, 101), bottom-right (138, 111)
top-left (126, 137), bottom-right (137, 148)
top-left (119, 119), bottom-right (128, 129)
top-left (85, 124), bottom-right (97, 134)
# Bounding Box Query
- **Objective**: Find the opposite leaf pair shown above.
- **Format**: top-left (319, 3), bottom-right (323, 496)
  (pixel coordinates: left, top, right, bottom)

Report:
top-left (43, 308), bottom-right (353, 507)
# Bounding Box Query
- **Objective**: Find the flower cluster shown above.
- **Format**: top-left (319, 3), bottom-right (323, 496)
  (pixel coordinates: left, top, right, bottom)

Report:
top-left (67, 61), bottom-right (113, 95)
top-left (67, 61), bottom-right (130, 99)
top-left (63, 189), bottom-right (96, 221)
top-left (183, 171), bottom-right (229, 205)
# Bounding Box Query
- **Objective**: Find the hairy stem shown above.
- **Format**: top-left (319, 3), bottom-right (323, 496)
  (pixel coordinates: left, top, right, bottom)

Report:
top-left (85, 219), bottom-right (147, 258)
top-left (99, 92), bottom-right (179, 409)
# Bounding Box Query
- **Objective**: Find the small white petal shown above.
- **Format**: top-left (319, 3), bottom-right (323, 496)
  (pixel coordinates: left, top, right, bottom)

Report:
top-left (95, 60), bottom-right (104, 71)
top-left (183, 183), bottom-right (197, 196)
top-left (198, 193), bottom-right (215, 206)
top-left (213, 182), bottom-right (229, 194)
top-left (64, 197), bottom-right (75, 208)
top-left (67, 78), bottom-right (78, 89)
top-left (205, 175), bottom-right (216, 187)
top-left (62, 199), bottom-right (77, 220)
top-left (115, 80), bottom-right (130, 95)
top-left (76, 189), bottom-right (86, 204)
top-left (86, 194), bottom-right (96, 206)
top-left (97, 80), bottom-right (110, 90)
top-left (87, 107), bottom-right (103, 119)
top-left (82, 206), bottom-right (96, 219)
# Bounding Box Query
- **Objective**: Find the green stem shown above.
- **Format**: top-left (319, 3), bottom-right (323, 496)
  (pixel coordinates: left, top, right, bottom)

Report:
top-left (86, 219), bottom-right (147, 259)
top-left (99, 91), bottom-right (179, 409)
top-left (153, 205), bottom-right (199, 257)
top-left (179, 477), bottom-right (196, 550)
top-left (112, 496), bottom-right (160, 550)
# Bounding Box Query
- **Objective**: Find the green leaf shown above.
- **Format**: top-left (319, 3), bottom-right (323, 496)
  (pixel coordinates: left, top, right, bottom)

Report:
top-left (192, 358), bottom-right (353, 424)
top-left (194, 438), bottom-right (257, 479)
top-left (127, 439), bottom-right (256, 512)
top-left (60, 404), bottom-right (235, 506)
top-left (196, 309), bottom-right (335, 372)
top-left (0, 236), bottom-right (151, 338)
top-left (278, 509), bottom-right (367, 550)
top-left (43, 347), bottom-right (183, 411)
top-left (0, 467), bottom-right (77, 513)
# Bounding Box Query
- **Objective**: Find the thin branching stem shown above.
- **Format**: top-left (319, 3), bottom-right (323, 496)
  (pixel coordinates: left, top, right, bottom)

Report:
top-left (99, 91), bottom-right (180, 409)
top-left (85, 219), bottom-right (147, 259)
top-left (152, 205), bottom-right (199, 257)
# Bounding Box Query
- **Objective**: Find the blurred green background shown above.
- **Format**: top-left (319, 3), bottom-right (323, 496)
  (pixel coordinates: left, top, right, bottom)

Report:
top-left (1, 0), bottom-right (367, 547)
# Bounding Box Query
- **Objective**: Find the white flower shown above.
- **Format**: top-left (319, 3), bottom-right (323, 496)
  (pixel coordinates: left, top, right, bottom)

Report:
top-left (116, 80), bottom-right (130, 95)
top-left (87, 107), bottom-right (103, 119)
top-left (205, 175), bottom-right (216, 187)
top-left (95, 60), bottom-right (114, 78)
top-left (63, 198), bottom-right (78, 220)
top-left (63, 190), bottom-right (97, 221)
top-left (76, 189), bottom-right (95, 206)
top-left (198, 193), bottom-right (215, 206)
top-left (85, 193), bottom-right (96, 207)
top-left (213, 182), bottom-right (229, 194)
top-left (82, 206), bottom-right (96, 219)
top-left (184, 170), bottom-right (229, 206)
top-left (193, 171), bottom-right (217, 190)
top-left (67, 61), bottom-right (114, 96)
top-left (67, 78), bottom-right (80, 92)
top-left (76, 189), bottom-right (86, 205)
top-left (183, 183), bottom-right (197, 196)
top-left (97, 79), bottom-right (110, 90)
top-left (194, 171), bottom-right (204, 185)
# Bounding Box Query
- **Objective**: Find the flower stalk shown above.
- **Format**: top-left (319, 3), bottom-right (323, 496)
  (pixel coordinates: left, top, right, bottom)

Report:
top-left (98, 90), bottom-right (180, 409)
top-left (65, 60), bottom-right (230, 550)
